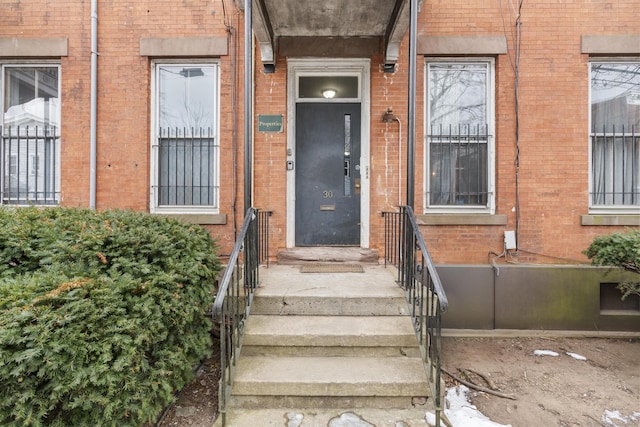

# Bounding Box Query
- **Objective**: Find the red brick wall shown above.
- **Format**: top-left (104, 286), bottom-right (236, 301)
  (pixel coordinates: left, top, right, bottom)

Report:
top-left (415, 0), bottom-right (520, 263)
top-left (93, 1), bottom-right (230, 211)
top-left (410, 0), bottom-right (639, 264)
top-left (252, 54), bottom-right (288, 257)
top-left (2, 0), bottom-right (243, 255)
top-left (4, 0), bottom-right (637, 264)
top-left (2, 0), bottom-right (91, 207)
top-left (368, 53), bottom-right (412, 257)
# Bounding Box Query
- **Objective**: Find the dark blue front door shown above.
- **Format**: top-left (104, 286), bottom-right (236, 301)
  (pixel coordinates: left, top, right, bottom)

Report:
top-left (295, 103), bottom-right (361, 246)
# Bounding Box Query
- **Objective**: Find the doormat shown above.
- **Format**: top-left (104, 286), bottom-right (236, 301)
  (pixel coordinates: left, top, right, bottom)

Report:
top-left (300, 264), bottom-right (365, 273)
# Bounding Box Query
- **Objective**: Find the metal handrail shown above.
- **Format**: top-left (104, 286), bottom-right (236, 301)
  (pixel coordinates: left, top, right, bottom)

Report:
top-left (212, 207), bottom-right (269, 426)
top-left (383, 206), bottom-right (448, 427)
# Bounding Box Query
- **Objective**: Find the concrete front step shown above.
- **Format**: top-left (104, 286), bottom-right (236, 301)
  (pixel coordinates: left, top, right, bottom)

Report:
top-left (231, 355), bottom-right (429, 407)
top-left (217, 265), bottom-right (435, 425)
top-left (241, 345), bottom-right (422, 358)
top-left (228, 395), bottom-right (429, 410)
top-left (252, 265), bottom-right (409, 316)
top-left (251, 294), bottom-right (409, 316)
top-left (277, 247), bottom-right (379, 264)
top-left (213, 408), bottom-right (432, 427)
top-left (243, 315), bottom-right (418, 349)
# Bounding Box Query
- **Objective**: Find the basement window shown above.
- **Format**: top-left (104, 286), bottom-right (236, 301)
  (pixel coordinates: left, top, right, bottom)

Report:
top-left (600, 282), bottom-right (640, 315)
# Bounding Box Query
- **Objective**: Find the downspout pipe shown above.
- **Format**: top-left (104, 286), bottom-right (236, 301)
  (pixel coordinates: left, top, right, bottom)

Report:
top-left (89, 0), bottom-right (98, 209)
top-left (406, 0), bottom-right (417, 209)
top-left (243, 0), bottom-right (253, 214)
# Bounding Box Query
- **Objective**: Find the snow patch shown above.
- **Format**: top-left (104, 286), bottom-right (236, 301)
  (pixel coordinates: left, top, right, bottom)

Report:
top-left (426, 385), bottom-right (512, 427)
top-left (286, 412), bottom-right (303, 427)
top-left (566, 352), bottom-right (587, 361)
top-left (328, 412), bottom-right (374, 427)
top-left (602, 409), bottom-right (640, 426)
top-left (533, 350), bottom-right (559, 357)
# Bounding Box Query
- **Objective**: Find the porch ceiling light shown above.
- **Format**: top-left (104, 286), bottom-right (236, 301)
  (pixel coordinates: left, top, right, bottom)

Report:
top-left (322, 89), bottom-right (336, 99)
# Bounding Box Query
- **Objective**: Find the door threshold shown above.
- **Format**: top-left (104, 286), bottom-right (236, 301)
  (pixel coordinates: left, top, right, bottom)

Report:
top-left (277, 247), bottom-right (379, 265)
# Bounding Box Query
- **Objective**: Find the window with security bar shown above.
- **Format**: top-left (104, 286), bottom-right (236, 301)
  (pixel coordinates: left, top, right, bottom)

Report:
top-left (589, 61), bottom-right (640, 210)
top-left (425, 60), bottom-right (494, 213)
top-left (1, 65), bottom-right (60, 205)
top-left (152, 63), bottom-right (219, 212)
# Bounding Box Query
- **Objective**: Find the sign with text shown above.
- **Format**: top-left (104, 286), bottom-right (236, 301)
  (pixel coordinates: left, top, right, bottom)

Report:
top-left (258, 115), bottom-right (283, 133)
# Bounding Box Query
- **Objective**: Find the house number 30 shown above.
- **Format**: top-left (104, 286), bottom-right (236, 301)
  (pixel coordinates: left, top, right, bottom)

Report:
top-left (323, 190), bottom-right (334, 199)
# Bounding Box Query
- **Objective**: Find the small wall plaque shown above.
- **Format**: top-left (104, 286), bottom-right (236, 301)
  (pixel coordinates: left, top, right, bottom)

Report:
top-left (258, 115), bottom-right (283, 133)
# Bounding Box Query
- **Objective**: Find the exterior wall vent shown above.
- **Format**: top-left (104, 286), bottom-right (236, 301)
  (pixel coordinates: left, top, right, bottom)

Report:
top-left (600, 283), bottom-right (640, 315)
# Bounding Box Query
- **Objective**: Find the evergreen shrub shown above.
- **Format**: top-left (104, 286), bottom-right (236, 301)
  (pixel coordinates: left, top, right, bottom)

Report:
top-left (584, 228), bottom-right (640, 300)
top-left (0, 207), bottom-right (220, 426)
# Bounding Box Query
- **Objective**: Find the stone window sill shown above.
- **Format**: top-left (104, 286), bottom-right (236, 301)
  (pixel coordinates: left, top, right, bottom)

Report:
top-left (417, 214), bottom-right (507, 226)
top-left (581, 215), bottom-right (640, 226)
top-left (158, 213), bottom-right (227, 225)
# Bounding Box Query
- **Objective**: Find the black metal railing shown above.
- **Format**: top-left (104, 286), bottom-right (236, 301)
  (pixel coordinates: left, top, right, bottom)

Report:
top-left (1, 126), bottom-right (60, 205)
top-left (212, 207), bottom-right (270, 426)
top-left (383, 206), bottom-right (449, 427)
top-left (257, 210), bottom-right (272, 266)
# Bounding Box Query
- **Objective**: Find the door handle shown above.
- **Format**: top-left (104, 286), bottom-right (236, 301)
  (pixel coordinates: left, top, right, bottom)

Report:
top-left (355, 178), bottom-right (361, 194)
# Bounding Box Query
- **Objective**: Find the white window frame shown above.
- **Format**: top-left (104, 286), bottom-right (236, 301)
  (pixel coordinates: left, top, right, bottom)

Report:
top-left (150, 60), bottom-right (220, 214)
top-left (423, 58), bottom-right (496, 214)
top-left (1, 62), bottom-right (61, 206)
top-left (588, 58), bottom-right (640, 214)
top-left (295, 73), bottom-right (361, 103)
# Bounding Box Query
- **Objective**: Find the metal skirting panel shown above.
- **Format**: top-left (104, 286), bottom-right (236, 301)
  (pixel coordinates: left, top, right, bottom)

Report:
top-left (435, 265), bottom-right (495, 330)
top-left (436, 265), bottom-right (640, 332)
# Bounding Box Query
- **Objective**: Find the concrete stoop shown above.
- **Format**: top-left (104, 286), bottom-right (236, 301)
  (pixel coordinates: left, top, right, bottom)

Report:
top-left (277, 247), bottom-right (379, 264)
top-left (214, 408), bottom-right (432, 426)
top-left (213, 265), bottom-right (434, 426)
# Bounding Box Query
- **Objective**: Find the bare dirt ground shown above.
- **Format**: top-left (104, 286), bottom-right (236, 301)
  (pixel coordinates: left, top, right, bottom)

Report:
top-left (156, 347), bottom-right (220, 427)
top-left (441, 336), bottom-right (640, 427)
top-left (158, 336), bottom-right (639, 427)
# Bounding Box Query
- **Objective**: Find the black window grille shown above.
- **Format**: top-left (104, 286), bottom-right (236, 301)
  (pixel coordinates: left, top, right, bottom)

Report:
top-left (156, 127), bottom-right (218, 207)
top-left (1, 126), bottom-right (60, 205)
top-left (428, 124), bottom-right (489, 206)
top-left (591, 125), bottom-right (639, 206)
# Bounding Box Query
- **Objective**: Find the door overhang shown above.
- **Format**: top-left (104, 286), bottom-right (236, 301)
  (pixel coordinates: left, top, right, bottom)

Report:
top-left (235, 0), bottom-right (422, 69)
